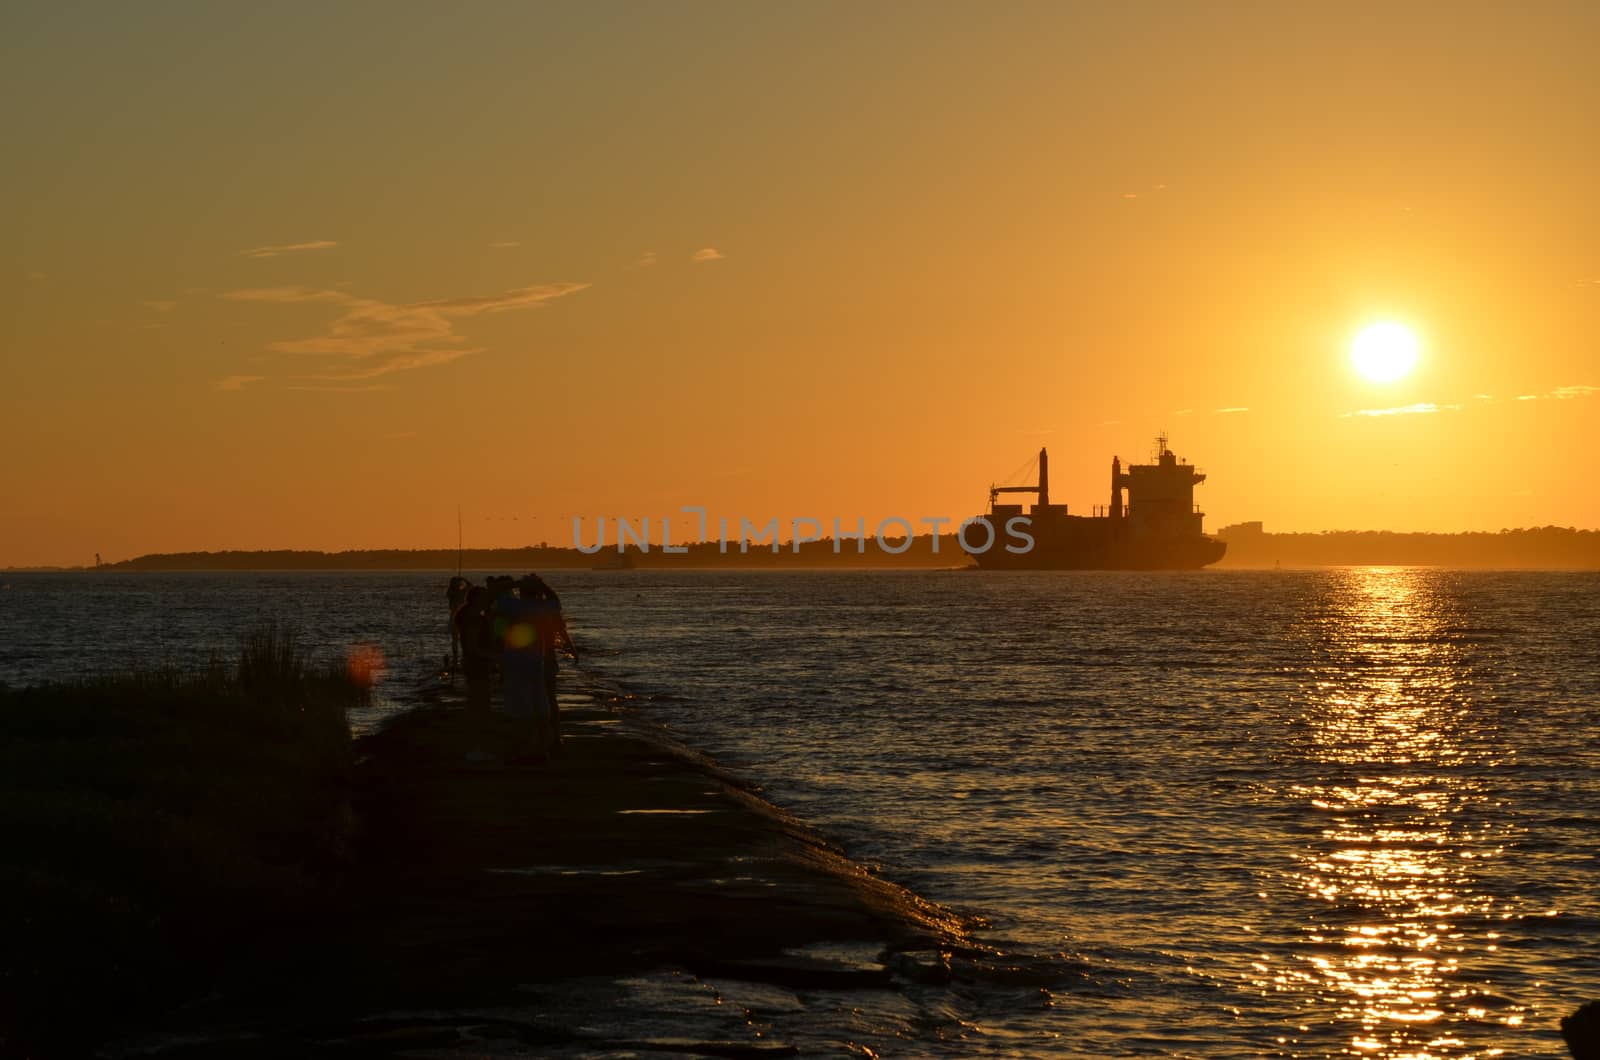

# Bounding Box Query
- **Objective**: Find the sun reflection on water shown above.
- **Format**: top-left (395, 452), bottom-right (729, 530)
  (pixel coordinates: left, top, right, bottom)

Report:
top-left (1281, 568), bottom-right (1528, 1058)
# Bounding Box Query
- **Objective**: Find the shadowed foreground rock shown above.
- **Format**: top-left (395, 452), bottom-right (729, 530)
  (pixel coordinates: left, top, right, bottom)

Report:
top-left (1565, 1001), bottom-right (1600, 1060)
top-left (348, 701), bottom-right (965, 990)
top-left (108, 695), bottom-right (970, 1056)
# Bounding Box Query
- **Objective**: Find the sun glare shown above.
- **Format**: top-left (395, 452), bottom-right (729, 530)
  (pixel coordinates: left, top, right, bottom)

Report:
top-left (1350, 322), bottom-right (1420, 383)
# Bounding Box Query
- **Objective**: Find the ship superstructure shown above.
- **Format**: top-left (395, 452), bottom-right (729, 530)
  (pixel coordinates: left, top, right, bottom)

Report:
top-left (966, 435), bottom-right (1226, 570)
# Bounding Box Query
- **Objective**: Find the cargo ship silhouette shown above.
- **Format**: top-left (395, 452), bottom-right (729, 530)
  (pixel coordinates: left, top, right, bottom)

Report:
top-left (966, 435), bottom-right (1227, 570)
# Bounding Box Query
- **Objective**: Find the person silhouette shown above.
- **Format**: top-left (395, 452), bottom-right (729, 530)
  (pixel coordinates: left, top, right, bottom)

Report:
top-left (446, 576), bottom-right (471, 670)
top-left (519, 574), bottom-right (577, 754)
top-left (496, 579), bottom-right (554, 763)
top-left (454, 586), bottom-right (494, 718)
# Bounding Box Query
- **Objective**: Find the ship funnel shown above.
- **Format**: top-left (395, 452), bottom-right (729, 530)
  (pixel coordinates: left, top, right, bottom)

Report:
top-left (1038, 447), bottom-right (1049, 508)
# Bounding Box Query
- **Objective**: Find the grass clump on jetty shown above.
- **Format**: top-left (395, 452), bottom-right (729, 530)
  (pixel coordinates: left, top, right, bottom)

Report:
top-left (0, 629), bottom-right (366, 1056)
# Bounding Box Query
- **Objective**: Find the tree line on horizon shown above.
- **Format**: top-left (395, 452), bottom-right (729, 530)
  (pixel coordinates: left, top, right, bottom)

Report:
top-left (91, 536), bottom-right (965, 571)
top-left (1213, 525), bottom-right (1600, 568)
top-left (53, 525), bottom-right (1600, 571)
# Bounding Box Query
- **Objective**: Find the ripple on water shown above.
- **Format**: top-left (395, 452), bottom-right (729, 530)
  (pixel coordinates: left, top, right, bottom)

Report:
top-left (3, 568), bottom-right (1596, 1057)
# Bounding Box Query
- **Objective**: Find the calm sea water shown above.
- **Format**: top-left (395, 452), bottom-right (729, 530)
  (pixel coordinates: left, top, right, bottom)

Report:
top-left (2, 568), bottom-right (1596, 1057)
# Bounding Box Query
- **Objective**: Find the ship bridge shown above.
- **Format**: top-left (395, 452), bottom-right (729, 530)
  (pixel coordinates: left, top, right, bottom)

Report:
top-left (1114, 433), bottom-right (1208, 539)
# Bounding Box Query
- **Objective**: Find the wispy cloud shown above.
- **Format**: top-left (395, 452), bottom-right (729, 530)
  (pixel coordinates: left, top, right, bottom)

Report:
top-left (1171, 408), bottom-right (1194, 417)
top-left (489, 241), bottom-right (520, 248)
top-left (1213, 407), bottom-right (1249, 414)
top-left (214, 374), bottom-right (265, 392)
top-left (285, 383), bottom-right (392, 393)
top-left (1344, 402), bottom-right (1458, 418)
top-left (223, 280), bottom-right (589, 383)
top-left (241, 240), bottom-right (338, 259)
top-left (1336, 388), bottom-right (1597, 417)
top-left (312, 348), bottom-right (478, 381)
top-left (690, 247), bottom-right (724, 263)
top-left (1505, 384), bottom-right (1598, 403)
top-left (1121, 184), bottom-right (1167, 200)
top-left (142, 299), bottom-right (177, 313)
top-left (634, 251), bottom-right (658, 268)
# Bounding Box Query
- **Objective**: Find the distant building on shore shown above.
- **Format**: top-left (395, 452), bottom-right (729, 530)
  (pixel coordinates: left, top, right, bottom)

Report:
top-left (1217, 521), bottom-right (1264, 540)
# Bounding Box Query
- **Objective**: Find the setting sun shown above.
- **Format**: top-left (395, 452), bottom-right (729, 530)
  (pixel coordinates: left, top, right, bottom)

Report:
top-left (1350, 322), bottom-right (1421, 383)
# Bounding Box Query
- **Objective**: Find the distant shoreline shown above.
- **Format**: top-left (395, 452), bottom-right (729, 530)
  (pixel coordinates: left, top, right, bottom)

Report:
top-left (1212, 525), bottom-right (1600, 570)
top-left (9, 525), bottom-right (1600, 572)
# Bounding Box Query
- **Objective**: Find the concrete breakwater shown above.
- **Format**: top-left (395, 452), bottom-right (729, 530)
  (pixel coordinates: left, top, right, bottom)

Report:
top-left (108, 686), bottom-right (976, 1057)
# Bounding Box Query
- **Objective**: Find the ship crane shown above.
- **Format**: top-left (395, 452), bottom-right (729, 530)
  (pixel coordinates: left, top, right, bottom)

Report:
top-left (989, 448), bottom-right (1050, 508)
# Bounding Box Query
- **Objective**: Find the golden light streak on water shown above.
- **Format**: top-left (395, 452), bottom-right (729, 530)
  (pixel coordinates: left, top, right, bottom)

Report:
top-left (1285, 568), bottom-right (1528, 1058)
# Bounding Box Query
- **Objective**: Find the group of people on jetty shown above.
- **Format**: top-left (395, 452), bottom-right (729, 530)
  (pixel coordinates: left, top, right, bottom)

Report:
top-left (446, 573), bottom-right (578, 763)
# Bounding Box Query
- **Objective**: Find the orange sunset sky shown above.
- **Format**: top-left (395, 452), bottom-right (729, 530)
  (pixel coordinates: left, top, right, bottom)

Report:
top-left (3, 3), bottom-right (1597, 567)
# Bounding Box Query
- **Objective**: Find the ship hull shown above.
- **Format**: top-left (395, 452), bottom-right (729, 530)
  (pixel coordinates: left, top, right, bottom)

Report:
top-left (963, 516), bottom-right (1227, 571)
top-left (967, 536), bottom-right (1227, 570)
